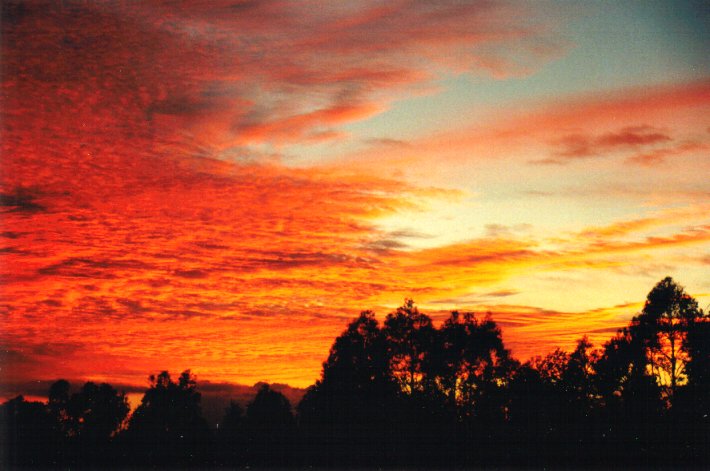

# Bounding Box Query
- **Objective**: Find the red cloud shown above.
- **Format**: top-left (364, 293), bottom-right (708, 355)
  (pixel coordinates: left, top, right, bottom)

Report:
top-left (2, 0), bottom-right (566, 162)
top-left (2, 1), bottom-right (708, 393)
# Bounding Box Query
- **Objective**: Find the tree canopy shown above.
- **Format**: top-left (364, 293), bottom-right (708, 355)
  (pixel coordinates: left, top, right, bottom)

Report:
top-left (2, 277), bottom-right (708, 468)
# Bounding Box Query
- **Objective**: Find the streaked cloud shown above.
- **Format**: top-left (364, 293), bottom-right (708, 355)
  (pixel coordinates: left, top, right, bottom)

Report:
top-left (1, 1), bottom-right (708, 393)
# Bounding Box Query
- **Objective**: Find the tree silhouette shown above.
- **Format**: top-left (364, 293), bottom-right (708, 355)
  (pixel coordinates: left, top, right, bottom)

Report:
top-left (126, 370), bottom-right (211, 465)
top-left (298, 311), bottom-right (397, 465)
top-left (321, 310), bottom-right (393, 394)
top-left (244, 384), bottom-right (295, 465)
top-left (1, 396), bottom-right (60, 467)
top-left (634, 277), bottom-right (702, 401)
top-left (561, 337), bottom-right (596, 410)
top-left (215, 400), bottom-right (245, 465)
top-left (437, 311), bottom-right (513, 421)
top-left (531, 347), bottom-right (569, 384)
top-left (48, 379), bottom-right (70, 423)
top-left (685, 315), bottom-right (710, 388)
top-left (557, 338), bottom-right (599, 460)
top-left (383, 299), bottom-right (437, 394)
top-left (3, 276), bottom-right (709, 468)
top-left (60, 381), bottom-right (129, 463)
top-left (68, 382), bottom-right (129, 436)
top-left (672, 309), bottom-right (710, 463)
top-left (507, 363), bottom-right (551, 462)
top-left (591, 327), bottom-right (665, 464)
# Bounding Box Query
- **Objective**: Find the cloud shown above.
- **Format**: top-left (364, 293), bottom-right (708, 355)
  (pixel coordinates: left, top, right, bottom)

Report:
top-left (1, 1), bottom-right (708, 392)
top-left (38, 258), bottom-right (153, 279)
top-left (1, 0), bottom-right (568, 166)
top-left (534, 125), bottom-right (707, 166)
top-left (626, 141), bottom-right (707, 166)
top-left (333, 79), bottom-right (710, 179)
top-left (484, 223), bottom-right (533, 238)
top-left (174, 269), bottom-right (210, 279)
top-left (472, 302), bottom-right (636, 361)
top-left (0, 187), bottom-right (46, 213)
top-left (595, 126), bottom-right (672, 148)
top-left (547, 125), bottom-right (672, 161)
top-left (6, 178), bottom-right (706, 388)
top-left (365, 137), bottom-right (412, 148)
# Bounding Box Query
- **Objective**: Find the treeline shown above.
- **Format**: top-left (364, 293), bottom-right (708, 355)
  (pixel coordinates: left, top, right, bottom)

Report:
top-left (2, 277), bottom-right (709, 467)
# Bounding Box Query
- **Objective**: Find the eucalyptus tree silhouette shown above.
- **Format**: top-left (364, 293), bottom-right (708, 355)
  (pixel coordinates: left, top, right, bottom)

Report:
top-left (667, 297), bottom-right (709, 463)
top-left (685, 316), bottom-right (710, 386)
top-left (383, 299), bottom-right (436, 395)
top-left (634, 277), bottom-right (702, 401)
top-left (244, 384), bottom-right (295, 465)
top-left (4, 277), bottom-right (709, 468)
top-left (126, 370), bottom-right (211, 465)
top-left (215, 401), bottom-right (245, 465)
top-left (437, 311), bottom-right (513, 421)
top-left (593, 327), bottom-right (659, 407)
top-left (1, 395), bottom-right (60, 467)
top-left (540, 338), bottom-right (600, 462)
top-left (592, 326), bottom-right (665, 464)
top-left (48, 379), bottom-right (70, 421)
top-left (61, 381), bottom-right (129, 463)
top-left (298, 310), bottom-right (397, 465)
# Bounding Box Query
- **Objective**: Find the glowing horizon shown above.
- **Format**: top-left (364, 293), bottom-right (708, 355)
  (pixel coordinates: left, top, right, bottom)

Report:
top-left (1, 0), bottom-right (708, 394)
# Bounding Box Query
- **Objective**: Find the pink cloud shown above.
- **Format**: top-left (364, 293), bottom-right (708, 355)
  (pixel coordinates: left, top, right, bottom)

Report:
top-left (2, 0), bottom-right (568, 162)
top-left (334, 79), bottom-right (710, 180)
top-left (551, 125), bottom-right (672, 159)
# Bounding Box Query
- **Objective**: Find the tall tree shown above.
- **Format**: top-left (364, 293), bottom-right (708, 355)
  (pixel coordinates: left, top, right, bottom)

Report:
top-left (685, 316), bottom-right (710, 388)
top-left (320, 310), bottom-right (392, 394)
top-left (634, 277), bottom-right (701, 401)
top-left (127, 370), bottom-right (210, 465)
top-left (593, 327), bottom-right (660, 409)
top-left (531, 338), bottom-right (597, 411)
top-left (1, 396), bottom-right (60, 466)
top-left (45, 380), bottom-right (129, 464)
top-left (65, 382), bottom-right (129, 442)
top-left (562, 337), bottom-right (596, 406)
top-left (215, 401), bottom-right (245, 465)
top-left (298, 311), bottom-right (394, 415)
top-left (244, 384), bottom-right (295, 464)
top-left (246, 384), bottom-right (294, 428)
top-left (674, 312), bottom-right (710, 463)
top-left (297, 311), bottom-right (396, 465)
top-left (48, 379), bottom-right (70, 423)
top-left (438, 311), bottom-right (512, 420)
top-left (383, 299), bottom-right (436, 394)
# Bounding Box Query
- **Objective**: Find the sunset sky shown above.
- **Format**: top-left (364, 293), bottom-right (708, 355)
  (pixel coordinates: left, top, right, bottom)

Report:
top-left (1, 0), bottom-right (709, 397)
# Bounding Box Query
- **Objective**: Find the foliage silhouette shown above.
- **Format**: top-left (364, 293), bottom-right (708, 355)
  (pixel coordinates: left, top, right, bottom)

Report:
top-left (383, 299), bottom-right (437, 394)
top-left (2, 277), bottom-right (709, 468)
top-left (1, 396), bottom-right (60, 466)
top-left (215, 401), bottom-right (245, 465)
top-left (437, 311), bottom-right (513, 420)
top-left (60, 380), bottom-right (129, 464)
top-left (298, 310), bottom-right (398, 465)
top-left (125, 370), bottom-right (211, 465)
top-left (243, 384), bottom-right (295, 464)
top-left (634, 276), bottom-right (702, 401)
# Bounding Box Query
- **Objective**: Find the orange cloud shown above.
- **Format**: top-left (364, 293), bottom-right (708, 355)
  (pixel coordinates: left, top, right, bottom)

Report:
top-left (1, 1), bottom-right (708, 395)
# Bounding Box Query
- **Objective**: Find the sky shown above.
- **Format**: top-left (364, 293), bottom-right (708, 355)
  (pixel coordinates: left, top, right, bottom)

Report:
top-left (1, 0), bottom-right (709, 396)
